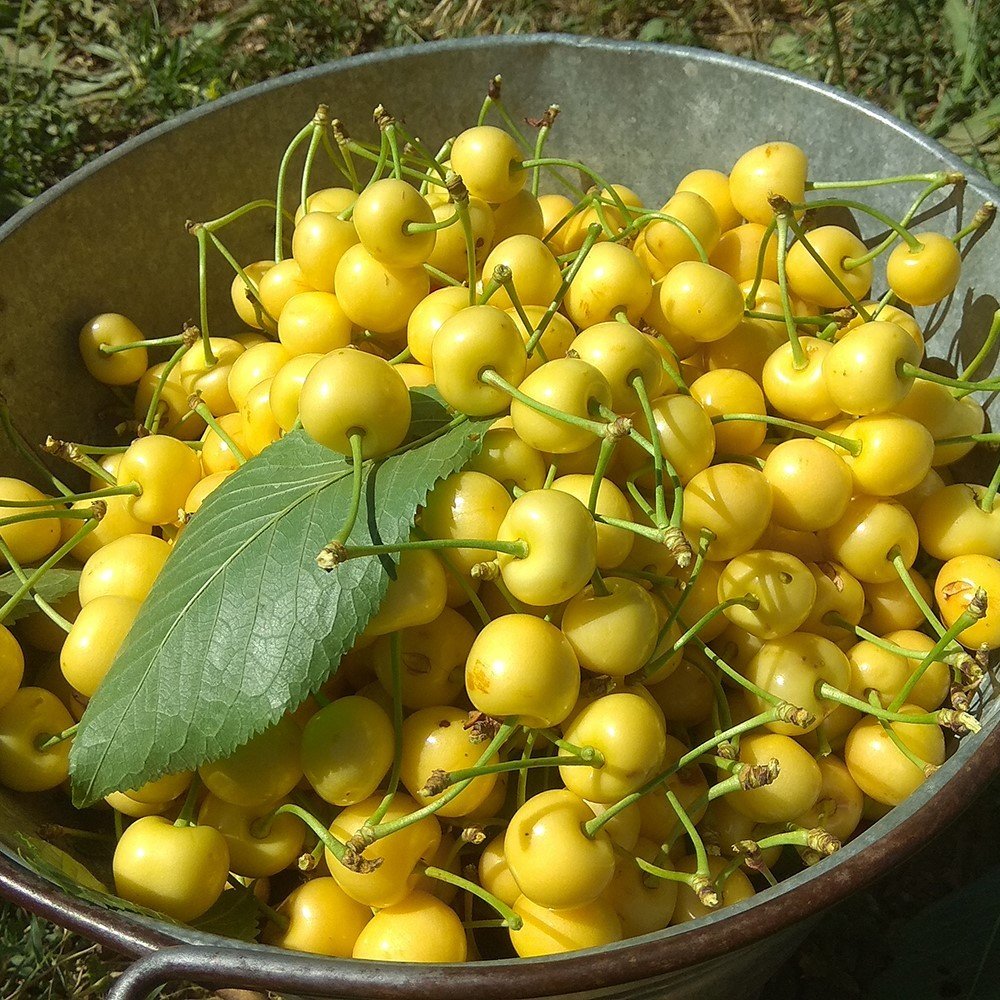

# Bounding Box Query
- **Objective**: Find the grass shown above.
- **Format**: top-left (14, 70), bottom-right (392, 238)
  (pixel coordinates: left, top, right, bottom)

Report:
top-left (1, 0), bottom-right (999, 996)
top-left (1, 0), bottom-right (999, 221)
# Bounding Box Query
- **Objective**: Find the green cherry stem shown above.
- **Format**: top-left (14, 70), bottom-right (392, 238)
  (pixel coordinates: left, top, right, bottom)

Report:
top-left (660, 529), bottom-right (714, 637)
top-left (806, 170), bottom-right (961, 191)
top-left (666, 788), bottom-right (714, 893)
top-left (529, 106), bottom-right (560, 197)
top-left (352, 723), bottom-right (516, 850)
top-left (516, 730), bottom-right (537, 809)
top-left (318, 536), bottom-right (527, 572)
top-left (957, 308), bottom-right (1000, 391)
top-left (329, 119), bottom-right (360, 191)
top-left (744, 217), bottom-right (778, 309)
top-left (588, 434), bottom-right (618, 516)
top-left (426, 751), bottom-right (602, 792)
top-left (778, 208), bottom-right (873, 323)
top-left (818, 684), bottom-right (979, 733)
top-left (823, 613), bottom-right (929, 659)
top-left (743, 310), bottom-right (836, 327)
top-left (901, 362), bottom-right (1000, 394)
top-left (329, 433), bottom-right (365, 547)
top-left (264, 803), bottom-right (347, 863)
top-left (953, 202), bottom-right (997, 245)
top-left (206, 230), bottom-right (275, 326)
top-left (299, 104), bottom-right (329, 212)
top-left (519, 158), bottom-right (632, 220)
top-left (774, 211), bottom-right (807, 368)
top-left (791, 197), bottom-right (922, 257)
top-left (275, 119), bottom-right (320, 260)
top-left (615, 212), bottom-right (708, 263)
top-left (979, 461), bottom-right (1000, 515)
top-left (423, 262), bottom-right (463, 287)
top-left (42, 439), bottom-right (114, 485)
top-left (417, 530), bottom-right (490, 626)
top-left (98, 334), bottom-right (186, 356)
top-left (368, 631), bottom-right (404, 827)
top-left (404, 211), bottom-right (460, 235)
top-left (421, 865), bottom-right (523, 930)
top-left (173, 774), bottom-right (204, 829)
top-left (145, 341), bottom-right (193, 432)
top-left (582, 708), bottom-right (784, 839)
top-left (200, 199), bottom-right (278, 234)
top-left (0, 516), bottom-right (100, 626)
top-left (36, 723), bottom-right (78, 752)
top-left (888, 591), bottom-right (986, 712)
top-left (632, 374), bottom-right (670, 528)
top-left (711, 413), bottom-right (862, 455)
top-left (639, 597), bottom-right (757, 680)
top-left (526, 224), bottom-right (603, 355)
top-left (189, 400), bottom-right (247, 466)
top-left (634, 858), bottom-right (718, 899)
top-left (889, 548), bottom-right (948, 641)
top-left (0, 483), bottom-right (138, 508)
top-left (193, 227), bottom-right (215, 350)
top-left (0, 538), bottom-right (72, 632)
top-left (0, 403), bottom-right (72, 498)
top-left (479, 369), bottom-right (610, 438)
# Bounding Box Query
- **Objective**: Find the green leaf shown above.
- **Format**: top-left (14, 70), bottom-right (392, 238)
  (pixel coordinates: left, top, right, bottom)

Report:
top-left (14, 834), bottom-right (167, 922)
top-left (0, 568), bottom-right (81, 624)
top-left (192, 886), bottom-right (260, 942)
top-left (70, 389), bottom-right (489, 807)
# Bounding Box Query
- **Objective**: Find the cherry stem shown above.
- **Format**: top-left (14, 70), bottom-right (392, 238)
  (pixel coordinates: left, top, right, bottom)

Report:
top-left (274, 119), bottom-right (318, 260)
top-left (660, 528), bottom-right (713, 635)
top-left (807, 171), bottom-right (960, 190)
top-left (36, 724), bottom-right (78, 752)
top-left (190, 400), bottom-right (247, 466)
top-left (781, 209), bottom-right (873, 322)
top-left (200, 199), bottom-right (277, 234)
top-left (0, 538), bottom-right (72, 632)
top-left (889, 549), bottom-right (949, 641)
top-left (744, 217), bottom-right (778, 309)
top-left (530, 107), bottom-right (559, 197)
top-left (590, 567), bottom-right (612, 598)
top-left (871, 692), bottom-right (937, 773)
top-left (615, 212), bottom-right (709, 262)
top-left (431, 752), bottom-right (601, 790)
top-left (480, 369), bottom-right (609, 438)
top-left (692, 634), bottom-right (802, 717)
top-left (791, 197), bottom-right (922, 253)
top-left (520, 158), bottom-right (631, 220)
top-left (357, 723), bottom-right (516, 846)
top-left (516, 730), bottom-right (537, 809)
top-left (301, 116), bottom-right (327, 205)
top-left (712, 412), bottom-right (861, 455)
top-left (98, 334), bottom-right (185, 356)
top-left (206, 230), bottom-right (276, 329)
top-left (193, 228), bottom-right (216, 351)
top-left (266, 803), bottom-right (347, 863)
top-left (0, 517), bottom-right (99, 626)
top-left (145, 342), bottom-right (192, 432)
top-left (957, 308), bottom-right (1000, 392)
top-left (888, 594), bottom-right (986, 711)
top-left (744, 310), bottom-right (832, 327)
top-left (423, 261), bottom-right (463, 287)
top-left (319, 536), bottom-right (527, 572)
top-left (422, 865), bottom-right (523, 930)
top-left (346, 139), bottom-right (445, 189)
top-left (526, 224), bottom-right (603, 355)
top-left (632, 374), bottom-right (671, 528)
top-left (1, 483), bottom-right (138, 508)
top-left (588, 434), bottom-right (618, 516)
top-left (420, 531), bottom-right (490, 625)
top-left (824, 614), bottom-right (928, 659)
top-left (0, 403), bottom-right (72, 497)
top-left (368, 631), bottom-right (404, 827)
top-left (774, 212), bottom-right (806, 369)
top-left (634, 857), bottom-right (717, 898)
top-left (328, 121), bottom-right (360, 191)
top-left (404, 211), bottom-right (460, 235)
top-left (818, 683), bottom-right (979, 733)
top-left (582, 708), bottom-right (782, 839)
top-left (329, 434), bottom-right (365, 547)
top-left (641, 597), bottom-right (756, 680)
top-left (901, 361), bottom-right (1000, 394)
top-left (979, 464), bottom-right (1000, 515)
top-left (44, 439), bottom-right (116, 485)
top-left (173, 774), bottom-right (203, 828)
top-left (954, 202), bottom-right (996, 244)
top-left (667, 788), bottom-right (713, 884)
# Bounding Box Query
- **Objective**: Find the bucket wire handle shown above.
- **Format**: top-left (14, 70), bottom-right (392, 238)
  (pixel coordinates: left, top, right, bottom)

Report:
top-left (106, 944), bottom-right (357, 1000)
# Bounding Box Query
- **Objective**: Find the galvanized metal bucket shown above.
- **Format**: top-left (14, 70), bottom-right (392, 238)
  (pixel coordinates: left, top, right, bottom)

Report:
top-left (1, 33), bottom-right (998, 1000)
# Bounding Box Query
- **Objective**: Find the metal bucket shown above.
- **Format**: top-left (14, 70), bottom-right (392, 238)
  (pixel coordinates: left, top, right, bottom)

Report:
top-left (1, 33), bottom-right (998, 1000)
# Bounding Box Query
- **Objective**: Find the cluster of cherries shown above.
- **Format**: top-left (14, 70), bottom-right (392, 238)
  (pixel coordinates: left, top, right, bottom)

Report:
top-left (1, 84), bottom-right (999, 964)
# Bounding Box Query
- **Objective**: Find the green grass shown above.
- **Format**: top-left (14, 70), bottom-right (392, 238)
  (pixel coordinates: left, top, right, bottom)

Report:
top-left (1, 0), bottom-right (998, 995)
top-left (1, 0), bottom-right (998, 221)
